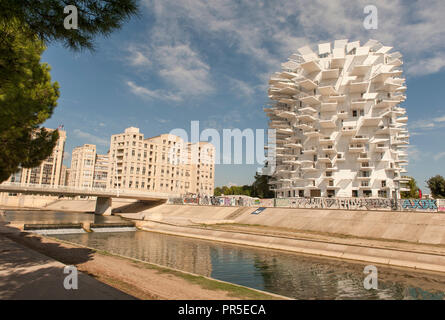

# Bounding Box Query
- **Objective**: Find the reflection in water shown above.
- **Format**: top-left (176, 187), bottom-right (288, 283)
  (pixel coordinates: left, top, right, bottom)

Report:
top-left (54, 231), bottom-right (445, 300)
top-left (3, 210), bottom-right (445, 299)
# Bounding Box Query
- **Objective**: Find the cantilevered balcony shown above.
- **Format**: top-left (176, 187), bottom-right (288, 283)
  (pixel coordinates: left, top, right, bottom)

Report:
top-left (277, 111), bottom-right (297, 119)
top-left (298, 79), bottom-right (318, 90)
top-left (299, 94), bottom-right (321, 105)
top-left (360, 116), bottom-right (383, 127)
top-left (341, 121), bottom-right (358, 135)
top-left (357, 153), bottom-right (371, 162)
top-left (320, 102), bottom-right (337, 112)
top-left (302, 147), bottom-right (317, 154)
top-left (351, 135), bottom-right (369, 143)
top-left (300, 60), bottom-right (321, 73)
top-left (319, 136), bottom-right (335, 144)
top-left (318, 86), bottom-right (338, 96)
top-left (350, 64), bottom-right (372, 76)
top-left (296, 114), bottom-right (317, 122)
top-left (349, 144), bottom-right (366, 153)
top-left (374, 99), bottom-right (399, 109)
top-left (276, 128), bottom-right (294, 135)
top-left (321, 68), bottom-right (340, 80)
top-left (337, 110), bottom-right (348, 119)
top-left (322, 145), bottom-right (337, 154)
top-left (319, 118), bottom-right (337, 129)
top-left (348, 81), bottom-right (369, 93)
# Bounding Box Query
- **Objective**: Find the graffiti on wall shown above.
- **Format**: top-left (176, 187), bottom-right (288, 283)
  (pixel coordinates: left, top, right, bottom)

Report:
top-left (438, 199), bottom-right (445, 213)
top-left (275, 197), bottom-right (396, 211)
top-left (168, 196), bottom-right (440, 213)
top-left (401, 199), bottom-right (437, 212)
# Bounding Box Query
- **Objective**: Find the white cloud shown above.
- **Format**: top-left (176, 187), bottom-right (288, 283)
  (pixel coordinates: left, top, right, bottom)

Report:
top-left (138, 0), bottom-right (445, 79)
top-left (127, 81), bottom-right (182, 102)
top-left (433, 151), bottom-right (445, 161)
top-left (73, 129), bottom-right (109, 146)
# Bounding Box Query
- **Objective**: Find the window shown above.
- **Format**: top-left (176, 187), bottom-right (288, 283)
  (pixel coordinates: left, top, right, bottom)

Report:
top-left (352, 190), bottom-right (358, 197)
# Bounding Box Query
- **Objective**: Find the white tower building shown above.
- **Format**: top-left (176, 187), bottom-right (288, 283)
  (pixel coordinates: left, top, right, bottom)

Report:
top-left (265, 39), bottom-right (409, 199)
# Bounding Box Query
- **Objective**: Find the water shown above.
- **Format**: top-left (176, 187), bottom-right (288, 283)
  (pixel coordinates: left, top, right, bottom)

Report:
top-left (3, 210), bottom-right (445, 299)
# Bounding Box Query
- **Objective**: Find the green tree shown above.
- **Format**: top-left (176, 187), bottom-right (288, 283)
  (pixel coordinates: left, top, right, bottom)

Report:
top-left (0, 0), bottom-right (139, 51)
top-left (251, 173), bottom-right (274, 198)
top-left (400, 176), bottom-right (419, 199)
top-left (426, 175), bottom-right (445, 198)
top-left (0, 20), bottom-right (60, 182)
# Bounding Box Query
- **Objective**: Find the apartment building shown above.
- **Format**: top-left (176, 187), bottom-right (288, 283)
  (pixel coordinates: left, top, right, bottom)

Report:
top-left (7, 129), bottom-right (67, 186)
top-left (265, 39), bottom-right (409, 198)
top-left (68, 144), bottom-right (109, 189)
top-left (108, 127), bottom-right (215, 196)
top-left (69, 144), bottom-right (96, 188)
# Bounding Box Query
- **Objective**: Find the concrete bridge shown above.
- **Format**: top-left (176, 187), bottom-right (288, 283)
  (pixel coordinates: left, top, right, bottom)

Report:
top-left (0, 182), bottom-right (175, 215)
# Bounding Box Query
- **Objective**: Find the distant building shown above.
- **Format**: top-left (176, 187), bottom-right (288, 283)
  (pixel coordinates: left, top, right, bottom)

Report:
top-left (108, 127), bottom-right (215, 196)
top-left (7, 129), bottom-right (67, 186)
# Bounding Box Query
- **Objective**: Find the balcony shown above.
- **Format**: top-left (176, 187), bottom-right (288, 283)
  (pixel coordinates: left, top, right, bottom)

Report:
top-left (300, 95), bottom-right (321, 105)
top-left (296, 114), bottom-right (317, 123)
top-left (348, 81), bottom-right (369, 93)
top-left (349, 144), bottom-right (365, 153)
top-left (357, 153), bottom-right (371, 162)
top-left (277, 111), bottom-right (297, 119)
top-left (320, 102), bottom-right (337, 112)
top-left (327, 95), bottom-right (346, 104)
top-left (319, 118), bottom-right (337, 129)
top-left (300, 60), bottom-right (321, 73)
top-left (351, 135), bottom-right (369, 143)
top-left (302, 147), bottom-right (317, 154)
top-left (360, 163), bottom-right (373, 170)
top-left (341, 122), bottom-right (358, 135)
top-left (318, 155), bottom-right (333, 163)
top-left (375, 143), bottom-right (388, 152)
top-left (321, 68), bottom-right (339, 80)
top-left (361, 116), bottom-right (383, 127)
top-left (322, 145), bottom-right (337, 153)
top-left (276, 128), bottom-right (294, 135)
top-left (319, 137), bottom-right (335, 144)
top-left (337, 110), bottom-right (348, 119)
top-left (335, 153), bottom-right (345, 162)
top-left (305, 130), bottom-right (321, 138)
top-left (318, 86), bottom-right (338, 96)
top-left (350, 64), bottom-right (372, 76)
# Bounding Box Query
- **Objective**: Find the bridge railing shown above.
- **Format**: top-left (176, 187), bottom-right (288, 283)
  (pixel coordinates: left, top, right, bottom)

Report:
top-left (0, 182), bottom-right (175, 198)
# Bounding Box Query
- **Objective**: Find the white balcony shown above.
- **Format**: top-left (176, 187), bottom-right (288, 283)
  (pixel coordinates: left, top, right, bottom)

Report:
top-left (348, 81), bottom-right (369, 93)
top-left (351, 135), bottom-right (369, 143)
top-left (300, 95), bottom-right (321, 105)
top-left (319, 118), bottom-right (337, 128)
top-left (321, 68), bottom-right (339, 80)
top-left (361, 116), bottom-right (382, 127)
top-left (300, 60), bottom-right (321, 73)
top-left (318, 86), bottom-right (338, 96)
top-left (349, 144), bottom-right (365, 153)
top-left (320, 102), bottom-right (337, 112)
top-left (337, 110), bottom-right (348, 119)
top-left (350, 64), bottom-right (372, 76)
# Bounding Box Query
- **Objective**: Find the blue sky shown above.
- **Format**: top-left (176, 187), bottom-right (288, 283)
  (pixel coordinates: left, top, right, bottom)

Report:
top-left (42, 0), bottom-right (445, 190)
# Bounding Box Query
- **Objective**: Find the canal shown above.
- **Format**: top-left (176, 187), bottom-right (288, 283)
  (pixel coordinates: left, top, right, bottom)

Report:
top-left (2, 210), bottom-right (445, 299)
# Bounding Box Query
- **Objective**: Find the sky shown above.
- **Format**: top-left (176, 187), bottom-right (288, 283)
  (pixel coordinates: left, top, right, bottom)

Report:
top-left (42, 0), bottom-right (445, 190)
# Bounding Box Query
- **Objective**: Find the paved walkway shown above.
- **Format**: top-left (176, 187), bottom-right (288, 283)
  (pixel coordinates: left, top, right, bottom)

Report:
top-left (0, 234), bottom-right (135, 300)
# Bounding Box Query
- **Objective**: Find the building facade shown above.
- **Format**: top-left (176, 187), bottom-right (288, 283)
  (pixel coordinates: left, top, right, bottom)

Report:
top-left (265, 39), bottom-right (409, 198)
top-left (107, 127), bottom-right (215, 196)
top-left (7, 129), bottom-right (67, 186)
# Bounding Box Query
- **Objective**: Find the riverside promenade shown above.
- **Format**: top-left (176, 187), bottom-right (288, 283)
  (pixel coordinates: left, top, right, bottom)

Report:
top-left (0, 225), bottom-right (135, 300)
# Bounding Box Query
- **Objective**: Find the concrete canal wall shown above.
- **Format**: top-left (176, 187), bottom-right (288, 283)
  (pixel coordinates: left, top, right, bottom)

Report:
top-left (138, 204), bottom-right (445, 245)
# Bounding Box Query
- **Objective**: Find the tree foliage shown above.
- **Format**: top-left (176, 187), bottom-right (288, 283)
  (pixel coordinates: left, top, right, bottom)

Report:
top-left (0, 20), bottom-right (60, 182)
top-left (400, 176), bottom-right (419, 199)
top-left (426, 175), bottom-right (445, 199)
top-left (214, 173), bottom-right (274, 198)
top-left (0, 0), bottom-right (139, 51)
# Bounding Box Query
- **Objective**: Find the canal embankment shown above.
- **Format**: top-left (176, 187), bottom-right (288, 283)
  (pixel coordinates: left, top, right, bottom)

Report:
top-left (132, 204), bottom-right (445, 274)
top-left (0, 222), bottom-right (287, 300)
